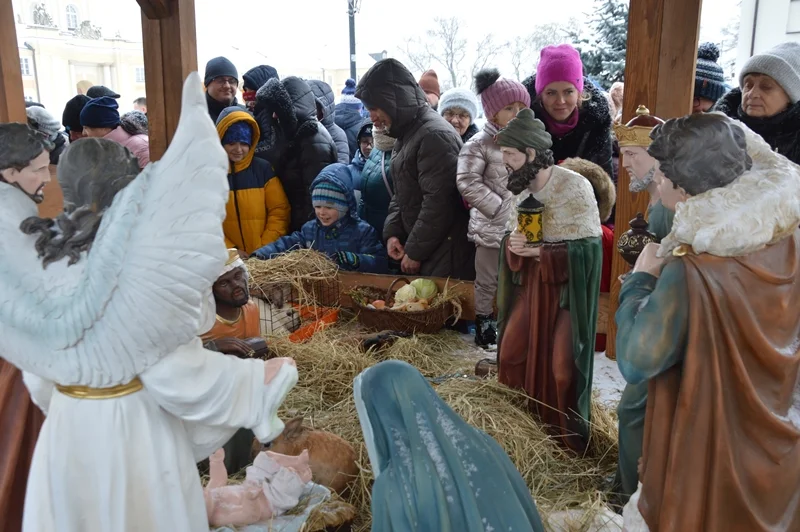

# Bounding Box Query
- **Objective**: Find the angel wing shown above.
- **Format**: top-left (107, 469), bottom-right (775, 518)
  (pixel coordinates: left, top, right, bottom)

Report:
top-left (0, 72), bottom-right (230, 386)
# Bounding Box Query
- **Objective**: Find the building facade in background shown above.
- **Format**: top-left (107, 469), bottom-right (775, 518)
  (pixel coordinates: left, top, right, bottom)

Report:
top-left (13, 0), bottom-right (145, 113)
top-left (738, 0), bottom-right (800, 73)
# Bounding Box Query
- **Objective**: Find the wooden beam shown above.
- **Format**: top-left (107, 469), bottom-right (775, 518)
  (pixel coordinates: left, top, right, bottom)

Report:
top-left (136, 0), bottom-right (173, 19)
top-left (140, 0), bottom-right (197, 160)
top-left (37, 166), bottom-right (64, 218)
top-left (606, 0), bottom-right (702, 359)
top-left (0, 0), bottom-right (26, 123)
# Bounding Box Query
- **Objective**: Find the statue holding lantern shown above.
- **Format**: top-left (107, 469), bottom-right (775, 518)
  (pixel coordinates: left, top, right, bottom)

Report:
top-left (494, 108), bottom-right (603, 453)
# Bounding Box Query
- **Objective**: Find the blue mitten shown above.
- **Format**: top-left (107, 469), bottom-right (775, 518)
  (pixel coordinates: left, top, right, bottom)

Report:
top-left (335, 251), bottom-right (360, 269)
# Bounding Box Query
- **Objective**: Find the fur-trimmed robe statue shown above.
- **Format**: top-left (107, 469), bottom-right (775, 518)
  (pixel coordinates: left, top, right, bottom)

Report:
top-left (619, 117), bottom-right (800, 531)
top-left (497, 159), bottom-right (602, 453)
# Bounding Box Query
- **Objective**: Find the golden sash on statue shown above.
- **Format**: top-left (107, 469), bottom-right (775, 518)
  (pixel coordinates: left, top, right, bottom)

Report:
top-left (55, 377), bottom-right (143, 399)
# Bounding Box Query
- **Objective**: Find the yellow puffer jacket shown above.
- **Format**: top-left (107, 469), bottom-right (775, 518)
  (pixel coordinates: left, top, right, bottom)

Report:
top-left (216, 108), bottom-right (291, 254)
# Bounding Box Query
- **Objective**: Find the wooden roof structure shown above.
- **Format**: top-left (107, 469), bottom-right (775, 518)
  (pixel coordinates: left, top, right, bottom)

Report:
top-left (0, 0), bottom-right (703, 356)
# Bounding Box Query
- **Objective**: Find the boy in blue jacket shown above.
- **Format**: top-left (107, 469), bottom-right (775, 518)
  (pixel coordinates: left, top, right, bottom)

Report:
top-left (251, 163), bottom-right (387, 273)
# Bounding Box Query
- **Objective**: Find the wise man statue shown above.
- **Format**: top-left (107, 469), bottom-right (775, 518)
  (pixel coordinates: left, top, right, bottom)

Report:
top-left (618, 112), bottom-right (800, 532)
top-left (614, 105), bottom-right (672, 242)
top-left (495, 108), bottom-right (603, 453)
top-left (610, 104), bottom-right (671, 505)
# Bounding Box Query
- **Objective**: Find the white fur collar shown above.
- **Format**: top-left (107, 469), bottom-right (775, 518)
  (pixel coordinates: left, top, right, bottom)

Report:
top-left (658, 121), bottom-right (800, 258)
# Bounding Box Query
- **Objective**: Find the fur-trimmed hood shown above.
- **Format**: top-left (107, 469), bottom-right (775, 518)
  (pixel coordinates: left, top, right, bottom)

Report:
top-left (521, 73), bottom-right (612, 133)
top-left (559, 157), bottom-right (616, 223)
top-left (373, 128), bottom-right (395, 152)
top-left (256, 76), bottom-right (320, 141)
top-left (658, 117), bottom-right (800, 258)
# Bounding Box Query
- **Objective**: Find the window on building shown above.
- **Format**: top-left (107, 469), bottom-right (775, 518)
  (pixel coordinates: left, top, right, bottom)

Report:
top-left (66, 4), bottom-right (79, 30)
top-left (790, 0), bottom-right (800, 33)
top-left (20, 58), bottom-right (32, 77)
top-left (135, 67), bottom-right (146, 83)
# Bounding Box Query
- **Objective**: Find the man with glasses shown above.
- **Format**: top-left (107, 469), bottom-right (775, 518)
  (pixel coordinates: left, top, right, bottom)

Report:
top-left (205, 56), bottom-right (244, 122)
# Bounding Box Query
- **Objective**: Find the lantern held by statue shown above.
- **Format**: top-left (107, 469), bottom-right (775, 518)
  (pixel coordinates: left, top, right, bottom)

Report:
top-left (517, 194), bottom-right (544, 247)
top-left (617, 212), bottom-right (657, 266)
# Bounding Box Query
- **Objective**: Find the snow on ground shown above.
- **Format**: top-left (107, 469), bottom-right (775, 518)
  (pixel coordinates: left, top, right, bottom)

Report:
top-left (592, 352), bottom-right (626, 409)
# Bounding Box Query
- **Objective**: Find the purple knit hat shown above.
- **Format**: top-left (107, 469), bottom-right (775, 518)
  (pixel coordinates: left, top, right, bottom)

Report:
top-left (474, 69), bottom-right (531, 122)
top-left (535, 44), bottom-right (585, 95)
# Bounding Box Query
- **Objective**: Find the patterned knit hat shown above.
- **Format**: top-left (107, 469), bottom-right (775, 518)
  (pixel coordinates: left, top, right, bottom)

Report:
top-left (474, 69), bottom-right (531, 122)
top-left (312, 180), bottom-right (349, 215)
top-left (340, 78), bottom-right (363, 110)
top-left (222, 121), bottom-right (253, 146)
top-left (695, 42), bottom-right (726, 103)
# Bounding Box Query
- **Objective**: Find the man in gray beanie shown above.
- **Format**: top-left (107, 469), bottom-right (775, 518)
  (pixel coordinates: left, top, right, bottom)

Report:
top-left (713, 41), bottom-right (800, 164)
top-left (439, 87), bottom-right (480, 142)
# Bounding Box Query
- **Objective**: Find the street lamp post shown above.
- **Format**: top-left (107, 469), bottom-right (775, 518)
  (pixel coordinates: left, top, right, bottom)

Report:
top-left (348, 0), bottom-right (358, 80)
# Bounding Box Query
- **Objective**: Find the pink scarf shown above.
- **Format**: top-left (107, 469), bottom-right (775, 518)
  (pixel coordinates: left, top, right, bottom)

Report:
top-left (541, 107), bottom-right (579, 138)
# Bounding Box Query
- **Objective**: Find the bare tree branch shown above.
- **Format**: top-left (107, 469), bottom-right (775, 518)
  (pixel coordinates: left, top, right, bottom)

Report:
top-left (510, 35), bottom-right (534, 81)
top-left (426, 17), bottom-right (468, 89)
top-left (399, 37), bottom-right (432, 77)
top-left (510, 22), bottom-right (576, 81)
top-left (471, 34), bottom-right (506, 86)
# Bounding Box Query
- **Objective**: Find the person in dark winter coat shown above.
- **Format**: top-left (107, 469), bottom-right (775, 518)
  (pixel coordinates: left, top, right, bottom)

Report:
top-left (307, 80), bottom-right (351, 164)
top-left (713, 42), bottom-right (800, 165)
top-left (205, 56), bottom-right (244, 123)
top-left (356, 58), bottom-right (475, 280)
top-left (358, 128), bottom-right (395, 237)
top-left (251, 163), bottom-right (387, 273)
top-left (255, 76), bottom-right (338, 232)
top-left (348, 120), bottom-right (373, 196)
top-left (522, 45), bottom-right (615, 182)
top-left (335, 78), bottom-right (365, 157)
top-left (26, 106), bottom-right (68, 165)
top-left (242, 65), bottom-right (281, 165)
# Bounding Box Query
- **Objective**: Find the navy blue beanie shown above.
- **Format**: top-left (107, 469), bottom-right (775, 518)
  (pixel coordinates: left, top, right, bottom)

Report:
top-left (242, 65), bottom-right (279, 91)
top-left (205, 57), bottom-right (239, 87)
top-left (222, 121), bottom-right (253, 146)
top-left (80, 97), bottom-right (120, 128)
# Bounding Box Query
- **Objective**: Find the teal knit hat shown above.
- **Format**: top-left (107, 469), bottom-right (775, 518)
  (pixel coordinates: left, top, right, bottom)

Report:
top-left (312, 181), bottom-right (349, 215)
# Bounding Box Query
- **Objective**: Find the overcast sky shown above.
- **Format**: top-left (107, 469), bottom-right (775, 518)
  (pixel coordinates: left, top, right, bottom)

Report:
top-left (96, 0), bottom-right (741, 81)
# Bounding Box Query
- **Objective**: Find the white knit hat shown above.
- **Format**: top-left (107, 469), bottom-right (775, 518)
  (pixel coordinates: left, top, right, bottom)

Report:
top-left (439, 88), bottom-right (479, 122)
top-left (739, 42), bottom-right (800, 103)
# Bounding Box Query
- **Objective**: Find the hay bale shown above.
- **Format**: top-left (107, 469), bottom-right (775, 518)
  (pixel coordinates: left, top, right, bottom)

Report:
top-left (271, 322), bottom-right (619, 531)
top-left (246, 250), bottom-right (340, 308)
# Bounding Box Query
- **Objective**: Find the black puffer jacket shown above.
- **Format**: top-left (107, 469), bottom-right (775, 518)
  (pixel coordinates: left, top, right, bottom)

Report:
top-left (256, 77), bottom-right (338, 232)
top-left (356, 59), bottom-right (475, 280)
top-left (713, 88), bottom-right (800, 165)
top-left (206, 92), bottom-right (244, 124)
top-left (307, 80), bottom-right (351, 164)
top-left (521, 74), bottom-right (615, 181)
top-left (335, 103), bottom-right (364, 158)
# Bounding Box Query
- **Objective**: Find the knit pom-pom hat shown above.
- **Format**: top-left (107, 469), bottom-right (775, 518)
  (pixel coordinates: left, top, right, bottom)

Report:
top-left (694, 42), bottom-right (727, 103)
top-left (474, 68), bottom-right (531, 122)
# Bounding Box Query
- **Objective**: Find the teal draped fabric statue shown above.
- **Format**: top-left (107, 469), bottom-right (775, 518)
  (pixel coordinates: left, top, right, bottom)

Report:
top-left (354, 360), bottom-right (544, 532)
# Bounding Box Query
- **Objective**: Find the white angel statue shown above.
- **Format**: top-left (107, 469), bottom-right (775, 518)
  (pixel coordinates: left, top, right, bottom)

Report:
top-left (0, 73), bottom-right (298, 531)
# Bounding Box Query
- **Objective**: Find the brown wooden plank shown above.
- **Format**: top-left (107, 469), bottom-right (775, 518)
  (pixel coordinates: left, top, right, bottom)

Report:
top-left (136, 0), bottom-right (173, 19)
top-left (140, 0), bottom-right (197, 161)
top-left (37, 166), bottom-right (63, 218)
top-left (606, 0), bottom-right (702, 359)
top-left (0, 0), bottom-right (25, 123)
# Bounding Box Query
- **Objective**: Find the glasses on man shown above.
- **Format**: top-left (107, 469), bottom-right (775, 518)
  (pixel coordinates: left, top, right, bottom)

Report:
top-left (213, 77), bottom-right (238, 87)
top-left (443, 110), bottom-right (470, 122)
top-left (359, 139), bottom-right (374, 148)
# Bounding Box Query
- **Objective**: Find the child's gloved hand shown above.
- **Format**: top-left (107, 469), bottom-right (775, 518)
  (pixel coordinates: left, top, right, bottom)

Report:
top-left (334, 251), bottom-right (360, 269)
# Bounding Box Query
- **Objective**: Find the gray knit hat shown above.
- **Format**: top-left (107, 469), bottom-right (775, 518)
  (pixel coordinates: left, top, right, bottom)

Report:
top-left (26, 106), bottom-right (62, 141)
top-left (739, 42), bottom-right (800, 103)
top-left (439, 88), bottom-right (478, 122)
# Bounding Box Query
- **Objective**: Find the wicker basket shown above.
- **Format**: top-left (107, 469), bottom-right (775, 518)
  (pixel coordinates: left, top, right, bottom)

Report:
top-left (350, 277), bottom-right (455, 334)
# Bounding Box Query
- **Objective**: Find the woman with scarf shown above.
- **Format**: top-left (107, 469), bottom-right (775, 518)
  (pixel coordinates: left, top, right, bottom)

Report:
top-left (354, 360), bottom-right (544, 531)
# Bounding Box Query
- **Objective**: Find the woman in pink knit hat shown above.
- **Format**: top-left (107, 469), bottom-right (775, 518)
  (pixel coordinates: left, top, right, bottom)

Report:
top-left (456, 69), bottom-right (530, 347)
top-left (521, 44), bottom-right (615, 197)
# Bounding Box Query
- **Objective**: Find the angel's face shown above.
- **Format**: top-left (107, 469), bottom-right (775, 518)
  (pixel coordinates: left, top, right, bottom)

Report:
top-left (213, 266), bottom-right (250, 308)
top-left (0, 150), bottom-right (50, 203)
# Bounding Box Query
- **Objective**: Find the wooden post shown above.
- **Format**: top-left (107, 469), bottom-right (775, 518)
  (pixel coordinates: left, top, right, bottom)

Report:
top-left (138, 0), bottom-right (198, 161)
top-left (606, 0), bottom-right (702, 359)
top-left (0, 0), bottom-right (26, 123)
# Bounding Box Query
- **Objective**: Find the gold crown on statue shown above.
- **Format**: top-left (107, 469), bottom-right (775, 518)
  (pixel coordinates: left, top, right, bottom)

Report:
top-left (225, 248), bottom-right (240, 266)
top-left (613, 105), bottom-right (665, 147)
